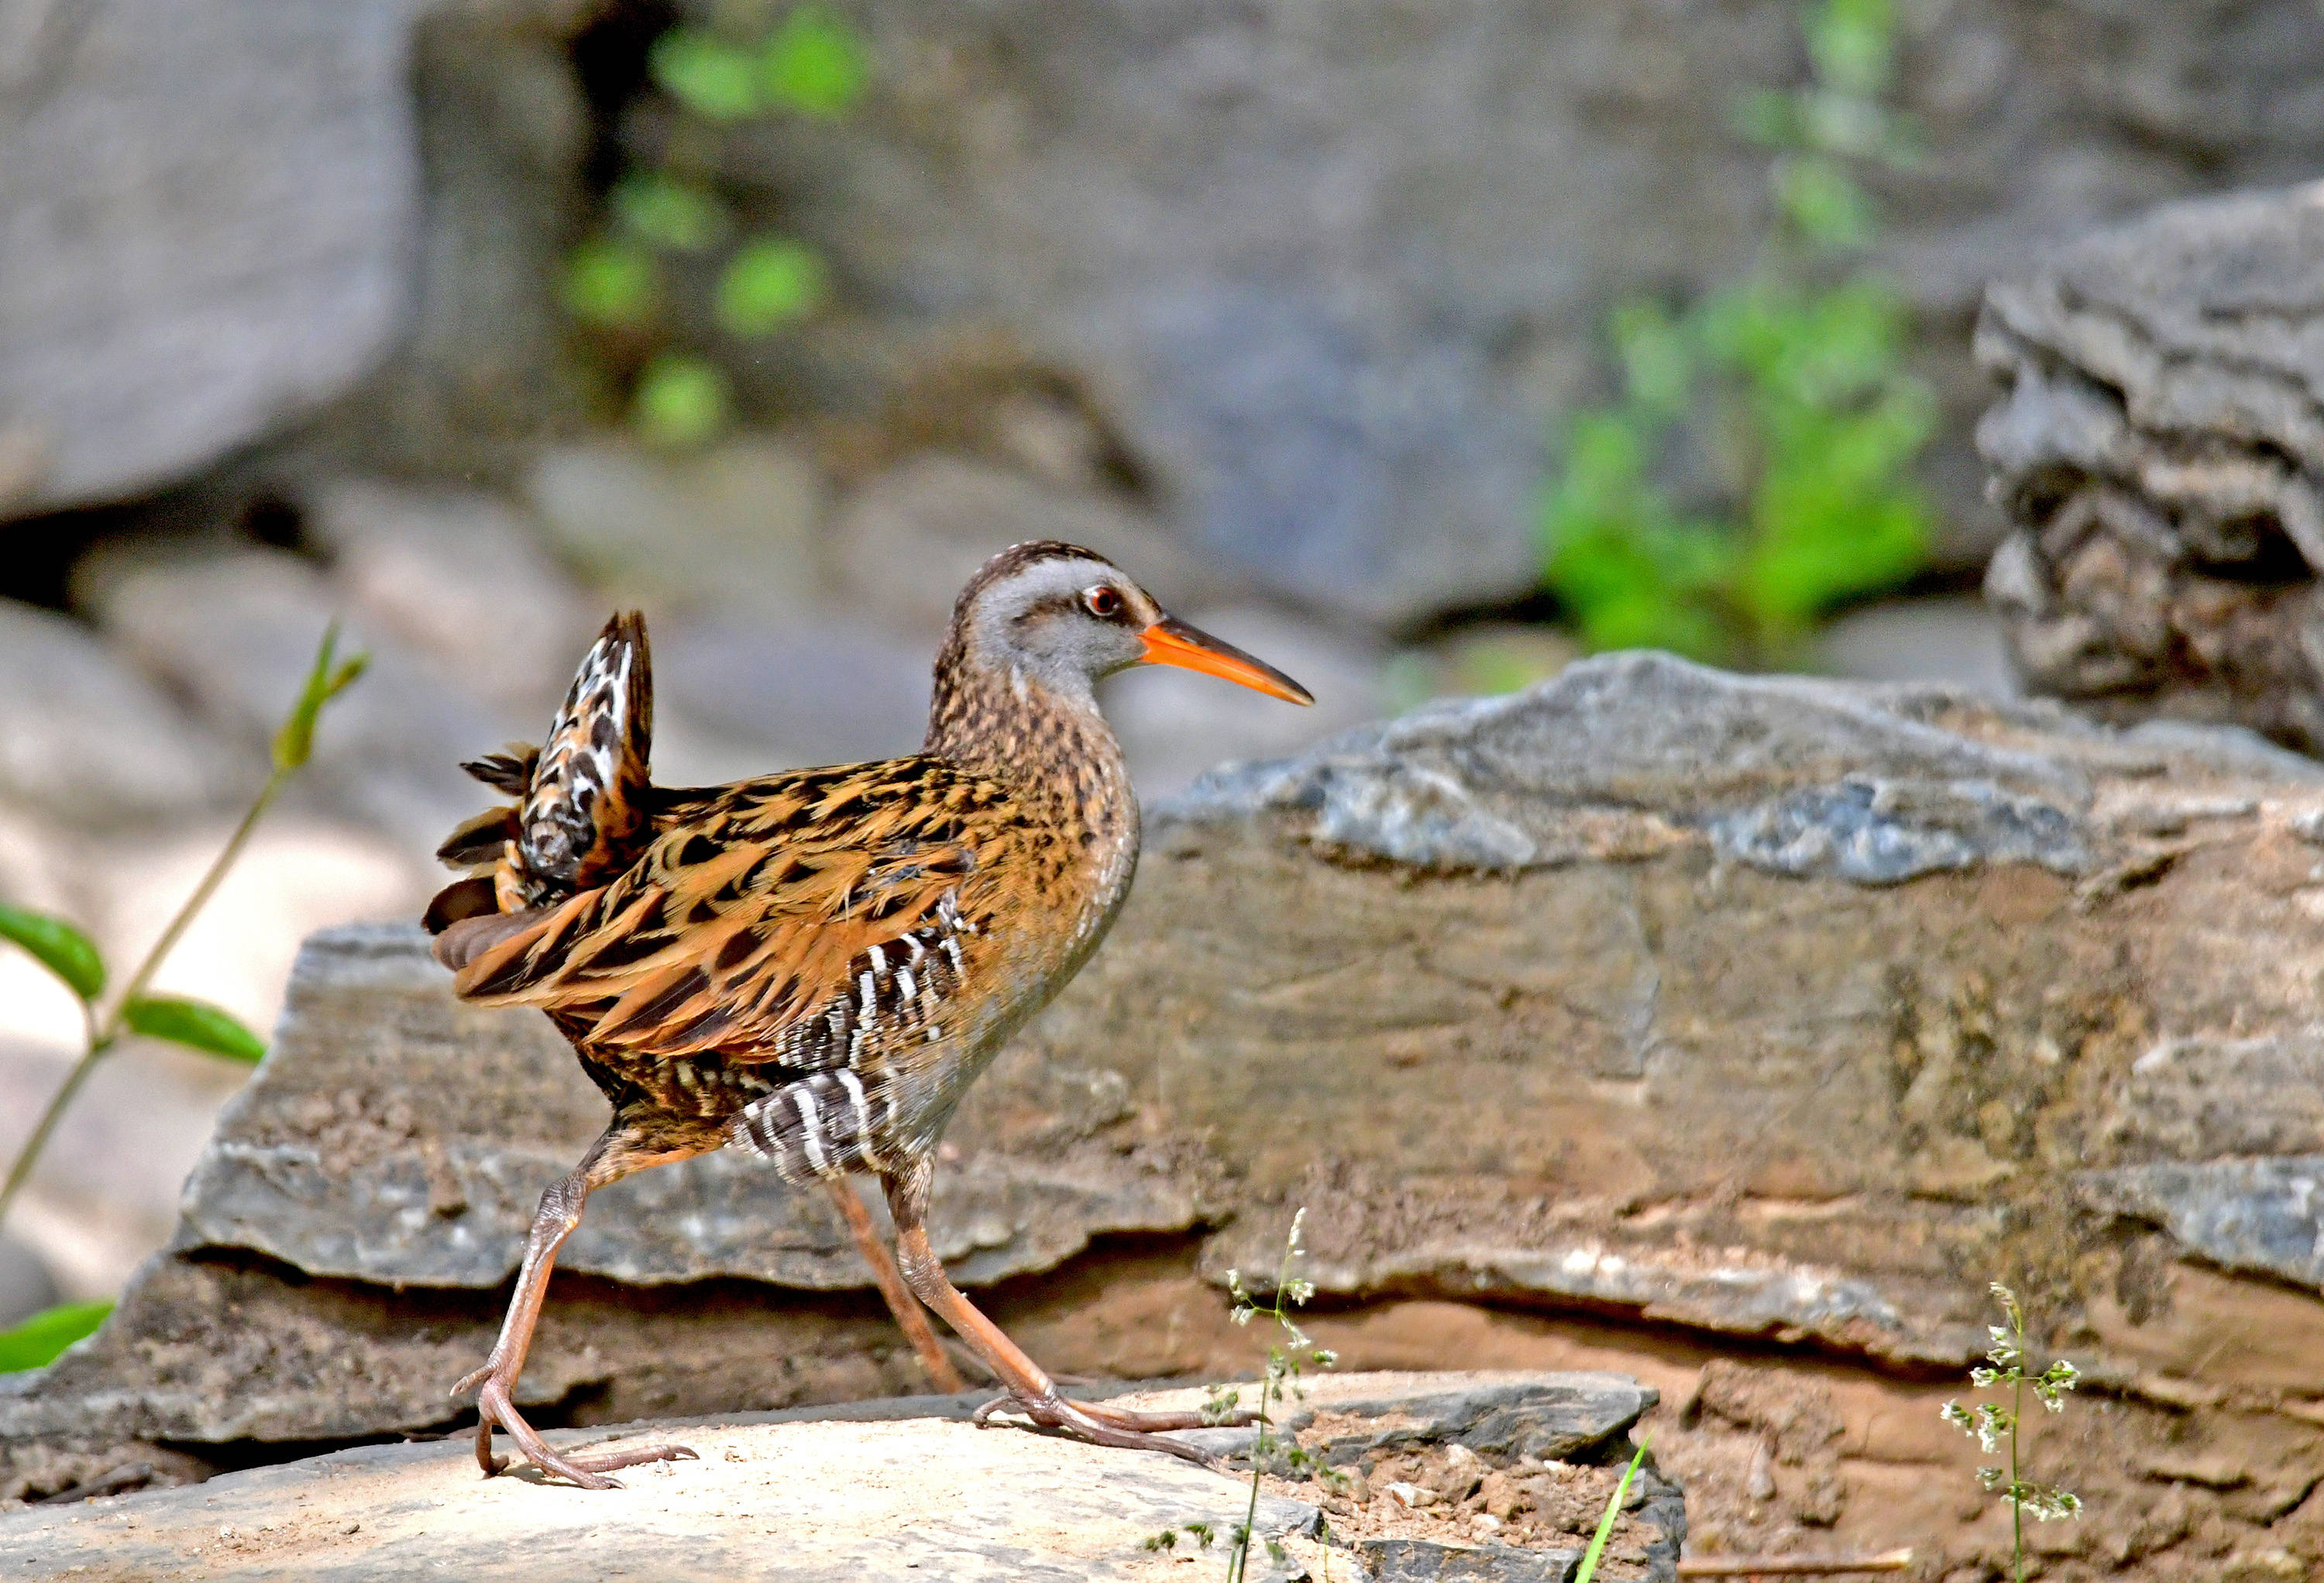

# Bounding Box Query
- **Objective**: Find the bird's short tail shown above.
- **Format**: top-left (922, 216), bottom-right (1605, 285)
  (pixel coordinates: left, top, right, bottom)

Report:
top-left (424, 613), bottom-right (655, 949)
top-left (518, 611), bottom-right (655, 900)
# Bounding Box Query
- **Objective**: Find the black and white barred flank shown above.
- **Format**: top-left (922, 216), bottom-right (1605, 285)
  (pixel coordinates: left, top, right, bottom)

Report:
top-left (731, 1068), bottom-right (899, 1181)
top-left (766, 894), bottom-right (979, 1073)
top-left (730, 894), bottom-right (980, 1179)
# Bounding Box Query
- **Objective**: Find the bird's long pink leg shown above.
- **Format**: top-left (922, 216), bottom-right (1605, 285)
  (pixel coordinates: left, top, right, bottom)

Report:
top-left (880, 1163), bottom-right (1250, 1463)
top-left (823, 1175), bottom-right (967, 1393)
top-left (453, 1134), bottom-right (698, 1489)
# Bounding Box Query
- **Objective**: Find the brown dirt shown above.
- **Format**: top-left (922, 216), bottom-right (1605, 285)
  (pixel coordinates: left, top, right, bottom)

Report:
top-left (1285, 1300), bottom-right (2324, 1583)
top-left (1272, 1426), bottom-right (1660, 1579)
top-left (989, 1261), bottom-right (2324, 1583)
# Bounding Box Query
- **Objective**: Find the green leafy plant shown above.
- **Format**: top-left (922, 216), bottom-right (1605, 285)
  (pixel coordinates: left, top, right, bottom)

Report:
top-left (1219, 1208), bottom-right (1337, 1583)
top-left (1541, 0), bottom-right (1934, 666)
top-left (0, 625), bottom-right (366, 1371)
top-left (1573, 1440), bottom-right (1650, 1583)
top-left (1941, 1282), bottom-right (2082, 1583)
top-left (565, 5), bottom-right (868, 447)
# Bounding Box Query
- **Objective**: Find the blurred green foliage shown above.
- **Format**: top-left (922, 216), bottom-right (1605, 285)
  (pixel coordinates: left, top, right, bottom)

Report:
top-left (632, 353), bottom-right (734, 450)
top-left (0, 1300), bottom-right (112, 1375)
top-left (564, 5), bottom-right (866, 447)
top-left (0, 625), bottom-right (366, 1351)
top-left (1542, 0), bottom-right (1934, 666)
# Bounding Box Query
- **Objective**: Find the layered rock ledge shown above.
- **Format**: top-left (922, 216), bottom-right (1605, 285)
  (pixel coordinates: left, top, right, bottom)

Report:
top-left (6, 654), bottom-right (2324, 1573)
top-left (1978, 181), bottom-right (2324, 751)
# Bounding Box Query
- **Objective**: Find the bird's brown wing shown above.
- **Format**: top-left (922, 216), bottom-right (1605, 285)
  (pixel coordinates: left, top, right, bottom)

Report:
top-left (446, 756), bottom-right (1010, 1067)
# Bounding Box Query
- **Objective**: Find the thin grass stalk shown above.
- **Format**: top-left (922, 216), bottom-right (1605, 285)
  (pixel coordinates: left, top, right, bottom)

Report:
top-left (0, 766), bottom-right (289, 1230)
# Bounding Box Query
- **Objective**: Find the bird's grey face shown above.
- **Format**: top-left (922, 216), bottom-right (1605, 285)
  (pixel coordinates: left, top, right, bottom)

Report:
top-left (971, 554), bottom-right (1160, 695)
top-left (965, 545), bottom-right (1315, 707)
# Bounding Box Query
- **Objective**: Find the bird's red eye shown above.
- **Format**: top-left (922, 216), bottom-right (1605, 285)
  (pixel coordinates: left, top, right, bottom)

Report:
top-left (1083, 586), bottom-right (1123, 618)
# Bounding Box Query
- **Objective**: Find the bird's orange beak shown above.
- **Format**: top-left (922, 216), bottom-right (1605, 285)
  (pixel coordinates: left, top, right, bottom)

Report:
top-left (1137, 616), bottom-right (1314, 705)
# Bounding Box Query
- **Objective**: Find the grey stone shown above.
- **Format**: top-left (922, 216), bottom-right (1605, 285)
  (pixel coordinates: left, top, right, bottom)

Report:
top-left (651, 612), bottom-right (933, 771)
top-left (1166, 652), bottom-right (2125, 875)
top-left (299, 479), bottom-right (596, 719)
top-left (524, 438), bottom-right (831, 623)
top-left (2077, 1158), bottom-right (2324, 1289)
top-left (745, 2), bottom-right (2324, 623)
top-left (1305, 1372), bottom-right (1652, 1468)
top-left (0, 600), bottom-right (239, 828)
top-left (78, 546), bottom-right (511, 852)
top-left (292, 6), bottom-right (593, 478)
top-left (2094, 1032), bottom-right (2324, 1161)
top-left (1356, 1538), bottom-right (1584, 1581)
top-left (1704, 774), bottom-right (2086, 886)
top-left (1976, 181), bottom-right (2324, 752)
top-left (1817, 597), bottom-right (2017, 700)
top-left (1177, 1371), bottom-right (1652, 1471)
top-left (0, 1399), bottom-right (1325, 1582)
top-left (0, 0), bottom-right (418, 514)
top-left (827, 456), bottom-right (1232, 636)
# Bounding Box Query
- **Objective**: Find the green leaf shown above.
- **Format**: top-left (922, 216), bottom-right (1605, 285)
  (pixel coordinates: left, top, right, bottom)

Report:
top-left (0, 903), bottom-right (104, 1003)
top-left (631, 353), bottom-right (731, 450)
top-left (562, 239), bottom-right (659, 327)
top-left (1773, 154), bottom-right (1874, 251)
top-left (1541, 400), bottom-right (1745, 663)
top-left (611, 174), bottom-right (731, 253)
top-left (270, 622), bottom-right (369, 773)
top-left (650, 27), bottom-right (762, 121)
top-left (761, 6), bottom-right (868, 118)
top-left (0, 1301), bottom-right (112, 1374)
top-left (124, 996), bottom-right (266, 1064)
top-left (1806, 0), bottom-right (1896, 100)
top-left (1573, 1440), bottom-right (1649, 1583)
top-left (715, 238), bottom-right (827, 336)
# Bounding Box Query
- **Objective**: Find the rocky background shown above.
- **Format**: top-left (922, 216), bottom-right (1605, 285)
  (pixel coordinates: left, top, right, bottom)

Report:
top-left (5, 1), bottom-right (2324, 1578)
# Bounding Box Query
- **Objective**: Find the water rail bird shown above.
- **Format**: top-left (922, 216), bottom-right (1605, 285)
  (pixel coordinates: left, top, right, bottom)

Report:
top-left (424, 540), bottom-right (1312, 1488)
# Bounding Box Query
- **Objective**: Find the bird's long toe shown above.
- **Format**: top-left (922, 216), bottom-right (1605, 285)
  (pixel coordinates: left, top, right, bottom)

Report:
top-left (470, 1377), bottom-right (627, 1490)
top-left (562, 1441), bottom-right (700, 1475)
top-left (1076, 1399), bottom-right (1259, 1433)
top-left (975, 1392), bottom-right (1218, 1468)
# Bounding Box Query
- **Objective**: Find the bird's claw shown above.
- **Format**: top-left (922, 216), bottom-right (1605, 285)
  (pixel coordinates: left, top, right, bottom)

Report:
top-left (461, 1372), bottom-right (693, 1489)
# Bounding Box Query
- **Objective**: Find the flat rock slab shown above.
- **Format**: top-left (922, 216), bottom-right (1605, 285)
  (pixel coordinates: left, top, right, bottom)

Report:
top-left (0, 1373), bottom-right (1673, 1583)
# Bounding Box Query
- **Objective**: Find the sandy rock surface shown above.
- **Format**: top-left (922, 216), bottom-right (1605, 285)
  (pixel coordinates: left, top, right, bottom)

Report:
top-left (0, 1372), bottom-right (1673, 1583)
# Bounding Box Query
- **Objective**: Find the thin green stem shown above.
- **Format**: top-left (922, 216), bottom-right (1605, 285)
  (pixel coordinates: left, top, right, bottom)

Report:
top-left (1228, 1233), bottom-right (1302, 1583)
top-left (0, 999), bottom-right (104, 1228)
top-left (101, 769), bottom-right (287, 1044)
top-left (0, 768), bottom-right (288, 1230)
top-left (2010, 1324), bottom-right (2025, 1583)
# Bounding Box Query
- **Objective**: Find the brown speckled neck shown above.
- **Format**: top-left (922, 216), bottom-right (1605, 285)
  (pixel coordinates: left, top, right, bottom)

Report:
top-left (925, 645), bottom-right (1135, 854)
